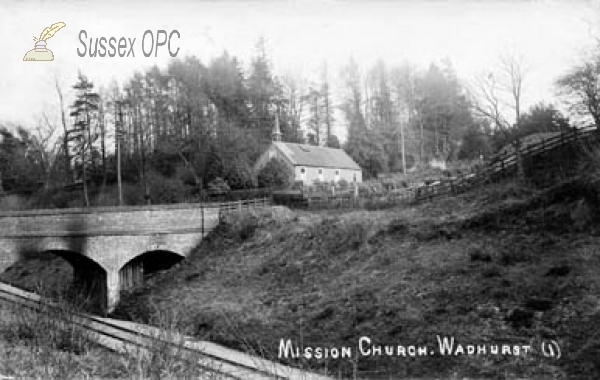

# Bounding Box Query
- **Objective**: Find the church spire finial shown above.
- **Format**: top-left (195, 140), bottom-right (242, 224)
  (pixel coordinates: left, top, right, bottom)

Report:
top-left (272, 113), bottom-right (282, 142)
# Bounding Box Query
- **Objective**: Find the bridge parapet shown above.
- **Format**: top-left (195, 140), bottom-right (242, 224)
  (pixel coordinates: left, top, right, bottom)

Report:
top-left (0, 204), bottom-right (220, 237)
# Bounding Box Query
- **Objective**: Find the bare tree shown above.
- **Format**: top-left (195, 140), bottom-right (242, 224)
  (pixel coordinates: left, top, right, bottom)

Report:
top-left (391, 62), bottom-right (423, 163)
top-left (55, 77), bottom-right (73, 183)
top-left (281, 71), bottom-right (307, 142)
top-left (38, 114), bottom-right (62, 189)
top-left (321, 62), bottom-right (334, 146)
top-left (471, 72), bottom-right (511, 129)
top-left (499, 51), bottom-right (527, 126)
top-left (556, 49), bottom-right (600, 128)
top-left (470, 50), bottom-right (528, 181)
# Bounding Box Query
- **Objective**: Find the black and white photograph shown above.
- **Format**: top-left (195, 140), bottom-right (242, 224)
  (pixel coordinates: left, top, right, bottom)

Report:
top-left (1, 0), bottom-right (600, 378)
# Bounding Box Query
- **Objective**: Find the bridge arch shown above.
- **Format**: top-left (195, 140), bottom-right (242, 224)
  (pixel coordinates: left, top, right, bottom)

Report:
top-left (41, 249), bottom-right (108, 312)
top-left (118, 249), bottom-right (184, 291)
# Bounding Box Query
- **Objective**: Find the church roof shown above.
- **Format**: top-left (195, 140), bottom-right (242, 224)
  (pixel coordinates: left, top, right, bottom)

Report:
top-left (273, 142), bottom-right (361, 170)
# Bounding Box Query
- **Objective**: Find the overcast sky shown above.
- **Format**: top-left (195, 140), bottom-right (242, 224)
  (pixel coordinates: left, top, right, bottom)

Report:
top-left (1, 0), bottom-right (599, 138)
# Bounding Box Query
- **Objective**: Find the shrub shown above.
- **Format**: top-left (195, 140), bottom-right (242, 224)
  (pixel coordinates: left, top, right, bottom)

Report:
top-left (123, 183), bottom-right (146, 205)
top-left (291, 180), bottom-right (304, 191)
top-left (31, 188), bottom-right (77, 209)
top-left (257, 159), bottom-right (290, 188)
top-left (207, 177), bottom-right (230, 194)
top-left (358, 184), bottom-right (371, 197)
top-left (238, 217), bottom-right (258, 240)
top-left (174, 165), bottom-right (199, 188)
top-left (148, 174), bottom-right (190, 204)
top-left (221, 210), bottom-right (260, 241)
top-left (223, 161), bottom-right (254, 190)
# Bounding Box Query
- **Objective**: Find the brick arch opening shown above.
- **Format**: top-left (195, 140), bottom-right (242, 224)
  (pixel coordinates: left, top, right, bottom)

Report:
top-left (42, 250), bottom-right (108, 313)
top-left (118, 250), bottom-right (184, 291)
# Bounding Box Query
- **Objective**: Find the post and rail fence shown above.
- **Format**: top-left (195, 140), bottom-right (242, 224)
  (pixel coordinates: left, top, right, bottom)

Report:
top-left (414, 125), bottom-right (599, 203)
top-left (217, 197), bottom-right (272, 220)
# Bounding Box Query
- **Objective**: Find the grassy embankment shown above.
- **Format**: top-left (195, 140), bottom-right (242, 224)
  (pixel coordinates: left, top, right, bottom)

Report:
top-left (112, 178), bottom-right (600, 379)
top-left (0, 285), bottom-right (222, 378)
top-left (3, 176), bottom-right (600, 378)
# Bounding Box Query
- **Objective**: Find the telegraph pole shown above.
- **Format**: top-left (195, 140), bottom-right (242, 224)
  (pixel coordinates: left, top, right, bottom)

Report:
top-left (116, 98), bottom-right (124, 206)
top-left (397, 95), bottom-right (407, 175)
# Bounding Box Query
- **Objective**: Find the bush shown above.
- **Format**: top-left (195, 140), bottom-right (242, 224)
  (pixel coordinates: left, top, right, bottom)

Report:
top-left (31, 188), bottom-right (77, 209)
top-left (148, 173), bottom-right (190, 204)
top-left (223, 161), bottom-right (254, 190)
top-left (357, 185), bottom-right (369, 197)
top-left (175, 165), bottom-right (199, 188)
top-left (221, 210), bottom-right (260, 241)
top-left (207, 177), bottom-right (230, 194)
top-left (291, 180), bottom-right (304, 191)
top-left (123, 183), bottom-right (146, 205)
top-left (257, 159), bottom-right (290, 188)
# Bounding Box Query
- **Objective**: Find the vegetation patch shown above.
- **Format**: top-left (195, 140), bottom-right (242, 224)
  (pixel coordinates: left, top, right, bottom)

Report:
top-left (111, 180), bottom-right (600, 378)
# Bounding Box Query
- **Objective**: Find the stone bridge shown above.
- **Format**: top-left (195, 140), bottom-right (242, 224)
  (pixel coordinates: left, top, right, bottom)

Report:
top-left (0, 203), bottom-right (221, 313)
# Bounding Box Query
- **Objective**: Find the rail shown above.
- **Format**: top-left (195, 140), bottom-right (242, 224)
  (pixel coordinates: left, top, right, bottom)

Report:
top-left (0, 282), bottom-right (329, 380)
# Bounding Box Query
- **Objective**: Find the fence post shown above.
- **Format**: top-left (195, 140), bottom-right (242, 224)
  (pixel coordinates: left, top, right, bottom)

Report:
top-left (238, 200), bottom-right (242, 212)
top-left (541, 137), bottom-right (545, 152)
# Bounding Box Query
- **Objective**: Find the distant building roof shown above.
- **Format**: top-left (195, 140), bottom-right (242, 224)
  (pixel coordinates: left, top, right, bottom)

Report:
top-left (273, 142), bottom-right (361, 170)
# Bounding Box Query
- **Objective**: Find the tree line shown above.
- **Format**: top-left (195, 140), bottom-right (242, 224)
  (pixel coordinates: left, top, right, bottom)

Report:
top-left (1, 39), bottom-right (598, 207)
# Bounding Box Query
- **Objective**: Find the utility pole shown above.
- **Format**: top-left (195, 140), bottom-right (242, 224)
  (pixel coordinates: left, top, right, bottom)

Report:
top-left (312, 89), bottom-right (320, 146)
top-left (116, 98), bottom-right (124, 206)
top-left (397, 95), bottom-right (407, 175)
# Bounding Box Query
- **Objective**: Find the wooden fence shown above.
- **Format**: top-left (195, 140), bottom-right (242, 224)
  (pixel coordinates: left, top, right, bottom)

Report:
top-left (415, 125), bottom-right (599, 203)
top-left (218, 197), bottom-right (271, 215)
top-left (274, 187), bottom-right (418, 210)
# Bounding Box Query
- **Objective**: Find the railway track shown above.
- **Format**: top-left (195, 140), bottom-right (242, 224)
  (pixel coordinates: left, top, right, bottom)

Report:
top-left (0, 282), bottom-right (330, 380)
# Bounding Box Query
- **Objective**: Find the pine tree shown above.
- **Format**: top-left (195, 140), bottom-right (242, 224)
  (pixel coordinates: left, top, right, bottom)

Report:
top-left (70, 72), bottom-right (100, 206)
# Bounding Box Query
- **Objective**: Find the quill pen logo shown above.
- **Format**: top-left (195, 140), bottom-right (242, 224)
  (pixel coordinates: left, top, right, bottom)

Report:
top-left (23, 22), bottom-right (66, 61)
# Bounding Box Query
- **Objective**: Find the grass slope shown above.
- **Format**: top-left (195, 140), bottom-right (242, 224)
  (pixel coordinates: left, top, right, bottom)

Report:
top-left (112, 180), bottom-right (600, 379)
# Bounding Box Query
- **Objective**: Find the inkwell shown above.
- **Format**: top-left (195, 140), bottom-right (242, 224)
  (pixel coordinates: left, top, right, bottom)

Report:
top-left (23, 22), bottom-right (66, 61)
